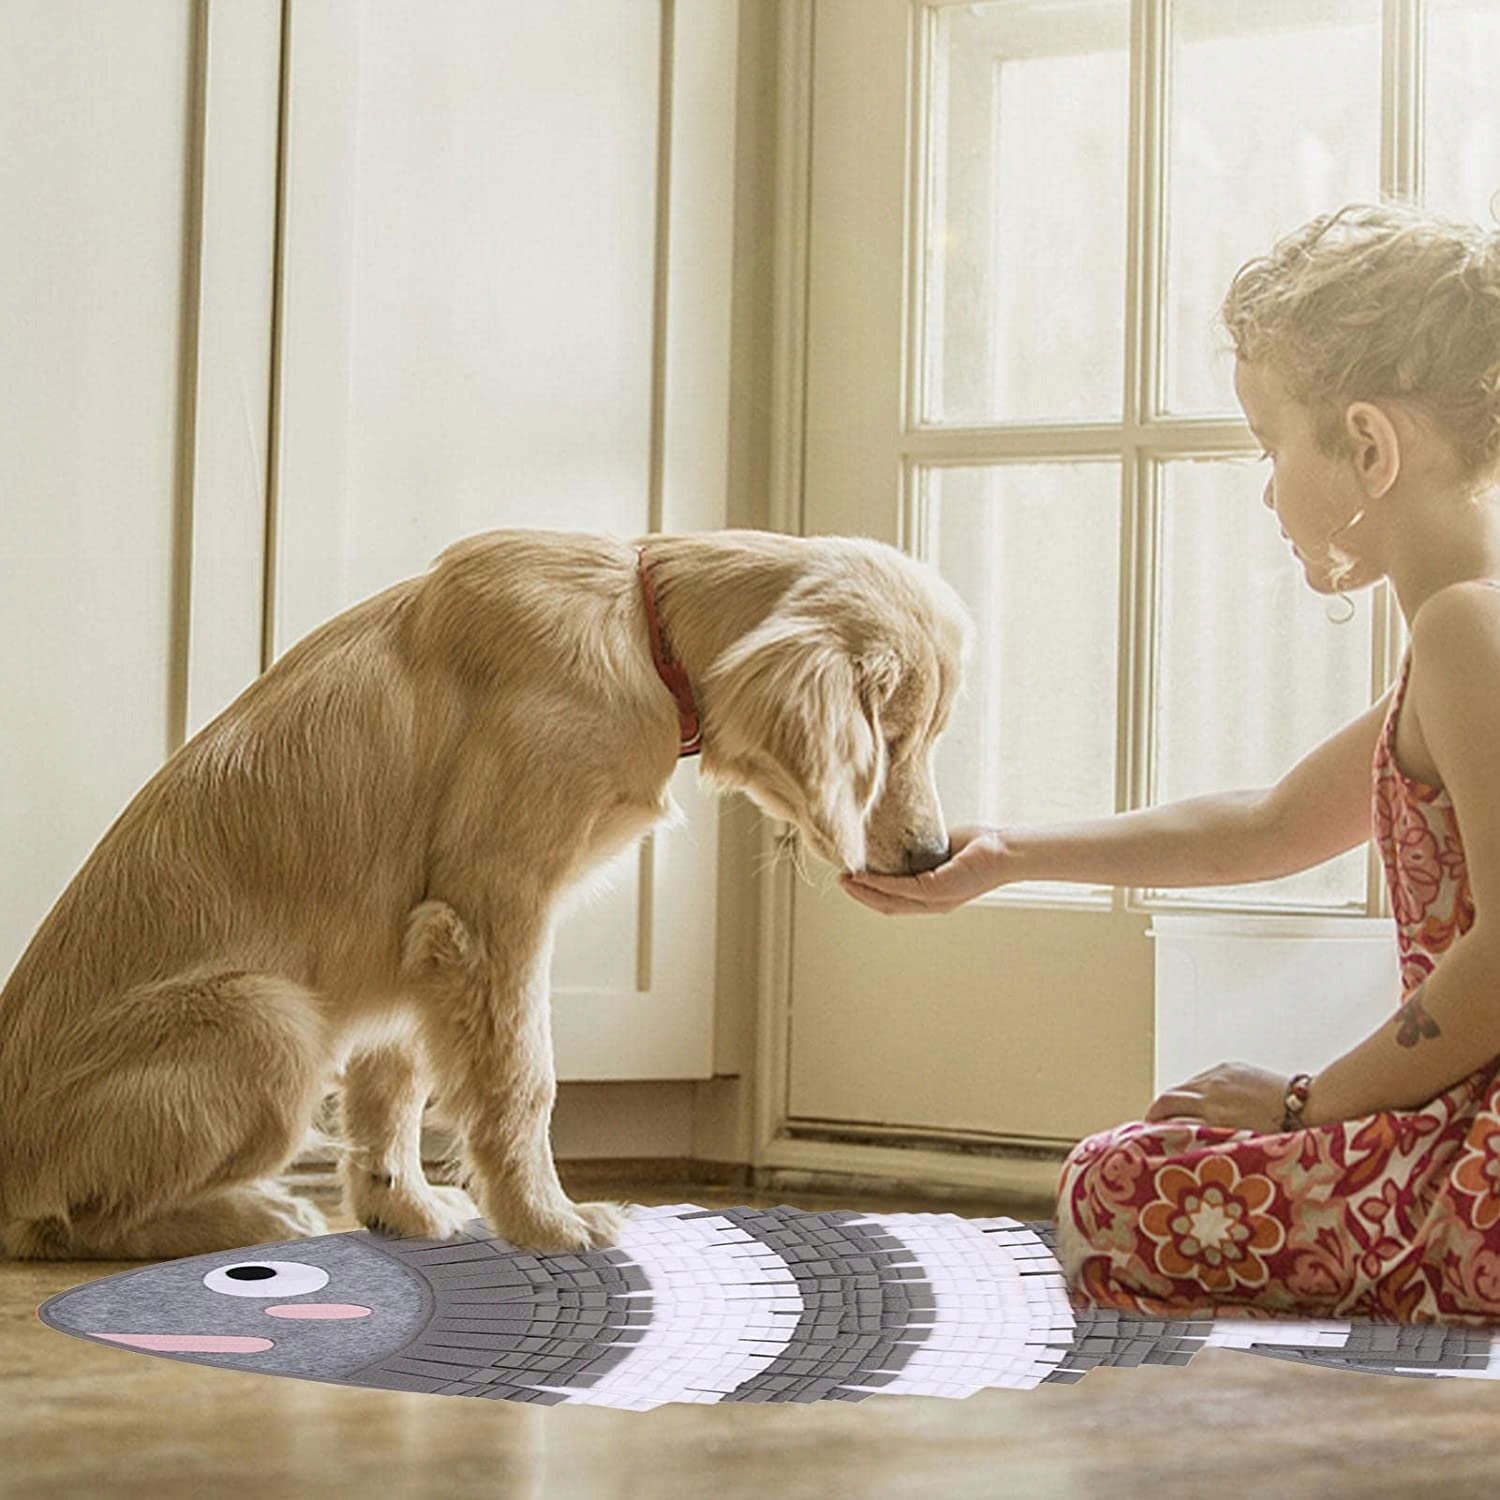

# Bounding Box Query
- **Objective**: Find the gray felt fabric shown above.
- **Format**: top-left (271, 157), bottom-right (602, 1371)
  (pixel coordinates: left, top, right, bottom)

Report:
top-left (38, 1233), bottom-right (430, 1379)
top-left (676, 1206), bottom-right (935, 1403)
top-left (37, 1207), bottom-right (1500, 1404)
top-left (346, 1224), bottom-right (649, 1403)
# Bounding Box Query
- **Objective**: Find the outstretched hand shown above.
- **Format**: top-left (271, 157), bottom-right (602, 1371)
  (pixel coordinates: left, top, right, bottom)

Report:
top-left (1143, 1061), bottom-right (1291, 1135)
top-left (839, 826), bottom-right (1005, 915)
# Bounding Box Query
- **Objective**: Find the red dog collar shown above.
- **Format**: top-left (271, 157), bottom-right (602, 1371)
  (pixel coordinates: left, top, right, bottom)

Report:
top-left (637, 548), bottom-right (702, 758)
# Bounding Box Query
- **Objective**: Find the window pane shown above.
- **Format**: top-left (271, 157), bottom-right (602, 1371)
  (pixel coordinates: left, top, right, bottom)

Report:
top-left (1152, 458), bottom-right (1374, 910)
top-left (926, 462), bottom-right (1121, 902)
top-left (923, 1), bottom-right (1128, 425)
top-left (1425, 0), bottom-right (1500, 224)
top-left (1163, 0), bottom-right (1382, 417)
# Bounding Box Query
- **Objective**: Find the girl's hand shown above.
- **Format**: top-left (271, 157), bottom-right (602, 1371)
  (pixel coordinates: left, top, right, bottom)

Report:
top-left (1143, 1061), bottom-right (1291, 1135)
top-left (839, 825), bottom-right (1013, 914)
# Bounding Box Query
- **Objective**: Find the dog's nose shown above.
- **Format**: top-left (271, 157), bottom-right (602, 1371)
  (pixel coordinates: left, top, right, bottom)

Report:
top-left (903, 841), bottom-right (950, 875)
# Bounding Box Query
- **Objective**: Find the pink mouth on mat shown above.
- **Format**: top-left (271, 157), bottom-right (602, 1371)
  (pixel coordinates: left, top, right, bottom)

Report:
top-left (96, 1333), bottom-right (274, 1353)
top-left (92, 1304), bottom-right (372, 1350)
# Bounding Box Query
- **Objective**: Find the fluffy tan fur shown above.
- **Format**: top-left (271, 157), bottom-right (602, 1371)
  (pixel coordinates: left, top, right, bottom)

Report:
top-left (0, 528), bottom-right (970, 1260)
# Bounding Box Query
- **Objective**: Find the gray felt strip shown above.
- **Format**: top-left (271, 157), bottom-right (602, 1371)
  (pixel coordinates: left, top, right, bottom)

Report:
top-left (350, 1220), bottom-right (649, 1401)
top-left (676, 1206), bottom-right (931, 1404)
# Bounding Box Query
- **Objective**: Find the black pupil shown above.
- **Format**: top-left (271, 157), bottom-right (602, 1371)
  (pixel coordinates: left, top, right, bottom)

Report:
top-left (225, 1266), bottom-right (277, 1281)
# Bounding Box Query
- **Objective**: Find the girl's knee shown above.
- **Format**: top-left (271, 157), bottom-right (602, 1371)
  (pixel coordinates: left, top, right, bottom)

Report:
top-left (1057, 1125), bottom-right (1132, 1189)
top-left (1054, 1127), bottom-right (1151, 1267)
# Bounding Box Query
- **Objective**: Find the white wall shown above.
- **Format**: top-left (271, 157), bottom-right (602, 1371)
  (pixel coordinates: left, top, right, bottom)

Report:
top-left (0, 0), bottom-right (764, 1165)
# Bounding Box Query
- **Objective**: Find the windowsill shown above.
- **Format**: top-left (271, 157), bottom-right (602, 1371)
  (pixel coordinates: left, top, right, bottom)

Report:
top-left (1148, 910), bottom-right (1396, 941)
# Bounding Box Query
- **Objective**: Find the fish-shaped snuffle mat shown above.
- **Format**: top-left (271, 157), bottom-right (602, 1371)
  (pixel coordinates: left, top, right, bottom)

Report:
top-left (37, 1203), bottom-right (1500, 1408)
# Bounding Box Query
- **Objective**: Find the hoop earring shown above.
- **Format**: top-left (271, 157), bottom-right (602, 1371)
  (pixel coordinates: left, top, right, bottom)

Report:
top-left (1326, 590), bottom-right (1356, 625)
top-left (1327, 505), bottom-right (1367, 544)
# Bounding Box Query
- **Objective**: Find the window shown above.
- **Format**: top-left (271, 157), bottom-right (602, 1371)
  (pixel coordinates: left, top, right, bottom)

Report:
top-left (917, 0), bottom-right (1500, 914)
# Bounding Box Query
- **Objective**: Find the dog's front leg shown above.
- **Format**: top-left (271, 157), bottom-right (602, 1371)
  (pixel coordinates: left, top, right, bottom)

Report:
top-left (338, 1038), bottom-right (480, 1240)
top-left (404, 899), bottom-right (630, 1252)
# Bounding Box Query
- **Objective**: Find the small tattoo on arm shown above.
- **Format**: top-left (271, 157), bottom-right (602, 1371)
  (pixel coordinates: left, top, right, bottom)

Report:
top-left (1395, 986), bottom-right (1442, 1049)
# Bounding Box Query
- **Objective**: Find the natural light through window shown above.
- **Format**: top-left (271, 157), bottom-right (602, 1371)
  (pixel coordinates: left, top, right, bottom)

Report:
top-left (916, 0), bottom-right (1500, 916)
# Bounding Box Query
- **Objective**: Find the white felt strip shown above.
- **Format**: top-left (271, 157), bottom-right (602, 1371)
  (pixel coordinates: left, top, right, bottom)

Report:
top-left (1204, 1319), bottom-right (1352, 1349)
top-left (527, 1206), bottom-right (801, 1409)
top-left (838, 1213), bottom-right (1077, 1396)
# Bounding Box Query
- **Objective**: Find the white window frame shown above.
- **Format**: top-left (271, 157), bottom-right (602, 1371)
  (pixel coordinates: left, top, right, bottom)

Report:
top-left (893, 0), bottom-right (1427, 920)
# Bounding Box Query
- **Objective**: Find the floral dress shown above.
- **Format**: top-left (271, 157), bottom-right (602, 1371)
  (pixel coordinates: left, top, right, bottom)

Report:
top-left (1055, 644), bottom-right (1500, 1325)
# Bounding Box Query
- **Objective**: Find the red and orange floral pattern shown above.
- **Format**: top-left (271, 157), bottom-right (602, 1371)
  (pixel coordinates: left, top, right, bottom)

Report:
top-left (1056, 649), bottom-right (1500, 1325)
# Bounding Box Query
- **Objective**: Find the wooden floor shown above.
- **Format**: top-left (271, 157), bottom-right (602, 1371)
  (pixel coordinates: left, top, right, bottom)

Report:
top-left (7, 1175), bottom-right (1500, 1500)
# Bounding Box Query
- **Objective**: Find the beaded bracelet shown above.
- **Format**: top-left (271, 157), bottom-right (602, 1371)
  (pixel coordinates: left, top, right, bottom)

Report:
top-left (1281, 1071), bottom-right (1314, 1132)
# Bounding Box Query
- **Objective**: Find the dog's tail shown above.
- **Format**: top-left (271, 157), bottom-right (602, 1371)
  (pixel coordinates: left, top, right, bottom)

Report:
top-left (1, 1212), bottom-right (73, 1260)
top-left (0, 1143), bottom-right (75, 1259)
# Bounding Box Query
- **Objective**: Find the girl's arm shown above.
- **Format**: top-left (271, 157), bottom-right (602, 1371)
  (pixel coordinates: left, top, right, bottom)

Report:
top-left (1303, 927), bottom-right (1500, 1125)
top-left (1009, 682), bottom-right (1390, 887)
top-left (1304, 582), bottom-right (1500, 1126)
top-left (843, 686), bottom-right (1393, 913)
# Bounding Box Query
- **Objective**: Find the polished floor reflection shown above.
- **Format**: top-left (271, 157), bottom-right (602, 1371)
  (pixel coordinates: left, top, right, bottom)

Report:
top-left (7, 1175), bottom-right (1500, 1500)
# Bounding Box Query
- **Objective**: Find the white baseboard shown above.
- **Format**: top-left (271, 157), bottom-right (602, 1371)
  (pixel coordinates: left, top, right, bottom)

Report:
top-left (756, 1131), bottom-right (1067, 1207)
top-left (297, 1079), bottom-right (705, 1166)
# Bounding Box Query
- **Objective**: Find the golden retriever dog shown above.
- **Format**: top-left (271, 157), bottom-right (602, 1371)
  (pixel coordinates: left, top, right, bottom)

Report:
top-left (0, 528), bottom-right (969, 1260)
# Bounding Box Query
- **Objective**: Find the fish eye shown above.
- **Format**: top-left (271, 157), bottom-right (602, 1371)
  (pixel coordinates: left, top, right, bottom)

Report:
top-left (203, 1260), bottom-right (330, 1298)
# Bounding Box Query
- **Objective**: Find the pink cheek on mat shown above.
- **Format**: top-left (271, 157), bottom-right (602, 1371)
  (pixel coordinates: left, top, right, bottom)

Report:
top-left (264, 1303), bottom-right (373, 1319)
top-left (97, 1334), bottom-right (275, 1353)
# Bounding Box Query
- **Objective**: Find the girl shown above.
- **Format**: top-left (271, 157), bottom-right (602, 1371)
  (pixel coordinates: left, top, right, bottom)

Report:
top-left (843, 202), bottom-right (1500, 1325)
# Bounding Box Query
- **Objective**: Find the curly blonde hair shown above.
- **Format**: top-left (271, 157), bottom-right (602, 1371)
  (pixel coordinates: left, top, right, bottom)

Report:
top-left (1220, 201), bottom-right (1500, 489)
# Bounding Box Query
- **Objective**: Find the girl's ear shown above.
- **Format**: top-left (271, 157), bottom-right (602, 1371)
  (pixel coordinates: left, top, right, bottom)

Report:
top-left (1345, 400), bottom-right (1401, 498)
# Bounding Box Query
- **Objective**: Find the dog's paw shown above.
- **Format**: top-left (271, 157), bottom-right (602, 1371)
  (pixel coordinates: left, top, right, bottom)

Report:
top-left (486, 1198), bottom-right (632, 1253)
top-left (572, 1199), bottom-right (631, 1248)
top-left (255, 1184), bottom-right (330, 1241)
top-left (348, 1173), bottom-right (479, 1241)
top-left (426, 1183), bottom-right (483, 1227)
top-left (280, 1196), bottom-right (332, 1239)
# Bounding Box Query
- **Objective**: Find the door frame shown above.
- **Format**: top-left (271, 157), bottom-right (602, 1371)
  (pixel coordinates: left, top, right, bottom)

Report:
top-left (748, 0), bottom-right (1065, 1201)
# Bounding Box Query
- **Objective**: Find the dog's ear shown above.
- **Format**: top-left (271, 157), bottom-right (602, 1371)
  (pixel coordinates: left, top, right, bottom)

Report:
top-left (853, 649), bottom-right (901, 737)
top-left (702, 616), bottom-right (878, 871)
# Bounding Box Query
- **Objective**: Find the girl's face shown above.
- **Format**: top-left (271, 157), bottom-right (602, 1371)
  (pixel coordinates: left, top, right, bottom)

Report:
top-left (1233, 358), bottom-right (1380, 594)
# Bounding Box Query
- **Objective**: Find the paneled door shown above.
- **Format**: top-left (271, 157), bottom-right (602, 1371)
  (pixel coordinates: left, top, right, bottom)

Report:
top-left (773, 0), bottom-right (1417, 1185)
top-left (1, 1), bottom-right (283, 986)
top-left (272, 1), bottom-right (737, 1080)
top-left (1, 0), bottom-right (736, 1086)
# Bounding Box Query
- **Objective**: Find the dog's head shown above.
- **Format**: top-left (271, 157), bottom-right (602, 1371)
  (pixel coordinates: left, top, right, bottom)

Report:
top-left (699, 539), bottom-right (971, 876)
